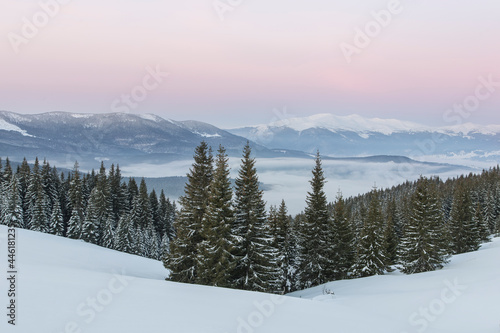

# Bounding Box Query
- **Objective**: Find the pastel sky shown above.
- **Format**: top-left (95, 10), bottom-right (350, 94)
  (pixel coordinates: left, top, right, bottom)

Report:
top-left (0, 0), bottom-right (499, 128)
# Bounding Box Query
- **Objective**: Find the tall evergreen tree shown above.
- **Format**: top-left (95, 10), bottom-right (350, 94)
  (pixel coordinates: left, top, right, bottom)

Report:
top-left (197, 145), bottom-right (235, 287)
top-left (49, 202), bottom-right (65, 236)
top-left (232, 143), bottom-right (280, 293)
top-left (449, 180), bottom-right (481, 254)
top-left (1, 175), bottom-right (24, 228)
top-left (297, 152), bottom-right (332, 288)
top-left (269, 200), bottom-right (295, 293)
top-left (165, 141), bottom-right (213, 283)
top-left (67, 162), bottom-right (84, 239)
top-left (351, 189), bottom-right (388, 277)
top-left (331, 193), bottom-right (355, 280)
top-left (398, 177), bottom-right (450, 274)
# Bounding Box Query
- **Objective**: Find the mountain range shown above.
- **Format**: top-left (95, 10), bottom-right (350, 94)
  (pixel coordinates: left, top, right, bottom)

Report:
top-left (1, 111), bottom-right (499, 170)
top-left (228, 113), bottom-right (500, 160)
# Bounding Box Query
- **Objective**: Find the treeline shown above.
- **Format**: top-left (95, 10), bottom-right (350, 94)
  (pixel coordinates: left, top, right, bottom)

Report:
top-left (164, 142), bottom-right (500, 294)
top-left (0, 157), bottom-right (176, 259)
top-left (1, 145), bottom-right (499, 295)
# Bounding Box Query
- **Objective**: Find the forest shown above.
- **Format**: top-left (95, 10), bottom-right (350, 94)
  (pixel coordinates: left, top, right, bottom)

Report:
top-left (1, 142), bottom-right (499, 294)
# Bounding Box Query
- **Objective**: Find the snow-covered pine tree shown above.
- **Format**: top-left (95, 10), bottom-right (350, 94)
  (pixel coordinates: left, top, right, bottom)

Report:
top-left (232, 143), bottom-right (281, 293)
top-left (297, 152), bottom-right (332, 288)
top-left (108, 164), bottom-right (128, 221)
top-left (331, 193), bottom-right (355, 280)
top-left (1, 175), bottom-right (24, 228)
top-left (351, 188), bottom-right (388, 277)
top-left (17, 158), bottom-right (31, 227)
top-left (67, 162), bottom-right (85, 239)
top-left (398, 176), bottom-right (450, 274)
top-left (81, 187), bottom-right (102, 245)
top-left (449, 179), bottom-right (481, 254)
top-left (27, 158), bottom-right (50, 233)
top-left (165, 141), bottom-right (213, 283)
top-left (473, 202), bottom-right (490, 242)
top-left (269, 200), bottom-right (295, 293)
top-left (196, 145), bottom-right (235, 287)
top-left (49, 202), bottom-right (64, 236)
top-left (101, 217), bottom-right (116, 249)
top-left (114, 214), bottom-right (135, 254)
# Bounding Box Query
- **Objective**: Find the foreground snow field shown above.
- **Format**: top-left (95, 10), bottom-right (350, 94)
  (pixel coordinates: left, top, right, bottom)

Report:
top-left (0, 225), bottom-right (498, 333)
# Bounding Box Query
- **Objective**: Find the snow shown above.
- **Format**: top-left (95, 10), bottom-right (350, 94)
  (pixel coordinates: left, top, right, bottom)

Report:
top-left (243, 113), bottom-right (500, 137)
top-left (70, 113), bottom-right (93, 119)
top-left (194, 131), bottom-right (222, 138)
top-left (0, 118), bottom-right (34, 137)
top-left (138, 114), bottom-right (162, 122)
top-left (1, 225), bottom-right (498, 332)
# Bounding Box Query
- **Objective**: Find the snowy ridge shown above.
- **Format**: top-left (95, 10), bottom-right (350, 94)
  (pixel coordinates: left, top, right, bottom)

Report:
top-left (247, 113), bottom-right (500, 137)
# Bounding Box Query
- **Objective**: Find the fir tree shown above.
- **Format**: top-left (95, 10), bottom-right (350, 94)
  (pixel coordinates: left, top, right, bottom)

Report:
top-left (232, 143), bottom-right (280, 293)
top-left (269, 200), bottom-right (295, 293)
top-left (67, 162), bottom-right (84, 239)
top-left (115, 214), bottom-right (134, 254)
top-left (49, 202), bottom-right (64, 236)
top-left (297, 152), bottom-right (332, 288)
top-left (1, 175), bottom-right (24, 228)
top-left (398, 177), bottom-right (450, 274)
top-left (331, 193), bottom-right (355, 280)
top-left (197, 145), bottom-right (235, 287)
top-left (351, 189), bottom-right (388, 277)
top-left (449, 180), bottom-right (481, 254)
top-left (165, 141), bottom-right (213, 283)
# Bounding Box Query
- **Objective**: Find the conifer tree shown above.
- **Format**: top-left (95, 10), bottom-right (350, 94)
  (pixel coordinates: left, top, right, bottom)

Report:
top-left (331, 193), bottom-right (355, 280)
top-left (269, 200), bottom-right (295, 293)
top-left (351, 189), bottom-right (388, 277)
top-left (67, 162), bottom-right (84, 239)
top-left (398, 177), bottom-right (450, 274)
top-left (165, 141), bottom-right (213, 283)
top-left (1, 175), bottom-right (24, 228)
top-left (232, 143), bottom-right (280, 293)
top-left (115, 214), bottom-right (134, 254)
top-left (297, 152), bottom-right (332, 288)
top-left (197, 145), bottom-right (235, 287)
top-left (449, 180), bottom-right (481, 254)
top-left (49, 202), bottom-right (64, 236)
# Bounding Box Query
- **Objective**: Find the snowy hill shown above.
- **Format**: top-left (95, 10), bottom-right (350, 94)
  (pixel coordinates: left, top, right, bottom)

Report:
top-left (228, 113), bottom-right (500, 162)
top-left (1, 225), bottom-right (498, 332)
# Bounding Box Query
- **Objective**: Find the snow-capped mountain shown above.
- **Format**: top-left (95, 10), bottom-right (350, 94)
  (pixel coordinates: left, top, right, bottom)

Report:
top-left (228, 113), bottom-right (500, 160)
top-left (0, 111), bottom-right (279, 169)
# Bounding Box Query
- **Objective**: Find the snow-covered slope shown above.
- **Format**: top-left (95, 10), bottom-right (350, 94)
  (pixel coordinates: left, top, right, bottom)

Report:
top-left (1, 225), bottom-right (498, 332)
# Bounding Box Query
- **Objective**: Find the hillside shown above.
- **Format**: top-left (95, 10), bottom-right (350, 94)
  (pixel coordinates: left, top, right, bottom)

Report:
top-left (1, 225), bottom-right (498, 332)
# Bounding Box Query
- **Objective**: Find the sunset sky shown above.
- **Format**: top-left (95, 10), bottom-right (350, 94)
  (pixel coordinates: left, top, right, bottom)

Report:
top-left (1, 0), bottom-right (499, 128)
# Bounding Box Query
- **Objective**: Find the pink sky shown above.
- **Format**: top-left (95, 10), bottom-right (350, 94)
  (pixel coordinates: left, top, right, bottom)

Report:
top-left (0, 0), bottom-right (499, 127)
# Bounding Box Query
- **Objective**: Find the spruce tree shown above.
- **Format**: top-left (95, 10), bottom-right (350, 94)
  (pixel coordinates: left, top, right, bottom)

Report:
top-left (197, 145), bottom-right (235, 287)
top-left (165, 141), bottom-right (213, 283)
top-left (49, 202), bottom-right (64, 236)
top-left (351, 188), bottom-right (388, 277)
top-left (232, 143), bottom-right (280, 293)
top-left (398, 176), bottom-right (450, 274)
top-left (1, 175), bottom-right (24, 228)
top-left (449, 180), bottom-right (481, 254)
top-left (67, 162), bottom-right (84, 239)
top-left (331, 193), bottom-right (355, 280)
top-left (115, 214), bottom-right (134, 254)
top-left (297, 152), bottom-right (332, 288)
top-left (269, 200), bottom-right (295, 293)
